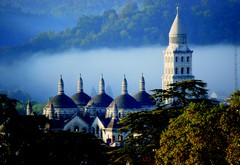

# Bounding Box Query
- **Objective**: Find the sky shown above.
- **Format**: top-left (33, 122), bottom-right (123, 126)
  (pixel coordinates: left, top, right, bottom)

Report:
top-left (0, 44), bottom-right (238, 103)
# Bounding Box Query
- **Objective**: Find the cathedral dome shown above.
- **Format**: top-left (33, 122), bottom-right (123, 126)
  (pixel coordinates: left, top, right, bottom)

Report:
top-left (51, 94), bottom-right (78, 108)
top-left (133, 91), bottom-right (155, 106)
top-left (87, 93), bottom-right (113, 107)
top-left (71, 92), bottom-right (91, 107)
top-left (71, 74), bottom-right (91, 106)
top-left (108, 75), bottom-right (141, 109)
top-left (108, 93), bottom-right (141, 109)
top-left (133, 74), bottom-right (155, 106)
top-left (86, 75), bottom-right (113, 107)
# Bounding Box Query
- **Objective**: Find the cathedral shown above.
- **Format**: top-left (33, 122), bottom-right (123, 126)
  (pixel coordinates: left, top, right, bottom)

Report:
top-left (41, 73), bottom-right (155, 146)
top-left (31, 7), bottom-right (194, 147)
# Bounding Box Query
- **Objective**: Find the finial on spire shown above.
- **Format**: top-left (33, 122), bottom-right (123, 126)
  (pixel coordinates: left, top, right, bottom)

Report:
top-left (176, 6), bottom-right (179, 14)
top-left (122, 74), bottom-right (128, 95)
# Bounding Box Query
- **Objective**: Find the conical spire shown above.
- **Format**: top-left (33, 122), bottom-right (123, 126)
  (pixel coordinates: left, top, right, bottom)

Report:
top-left (121, 74), bottom-right (128, 95)
top-left (58, 75), bottom-right (64, 95)
top-left (99, 74), bottom-right (105, 94)
top-left (26, 100), bottom-right (33, 115)
top-left (112, 102), bottom-right (118, 119)
top-left (169, 7), bottom-right (187, 46)
top-left (140, 73), bottom-right (145, 92)
top-left (49, 103), bottom-right (55, 120)
top-left (78, 74), bottom-right (83, 93)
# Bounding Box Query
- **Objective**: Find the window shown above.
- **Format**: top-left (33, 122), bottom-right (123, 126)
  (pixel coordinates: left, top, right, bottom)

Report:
top-left (187, 56), bottom-right (190, 62)
top-left (181, 56), bottom-right (184, 62)
top-left (74, 126), bottom-right (79, 132)
top-left (175, 57), bottom-right (178, 62)
top-left (112, 135), bottom-right (115, 143)
top-left (181, 67), bottom-right (184, 74)
top-left (187, 67), bottom-right (190, 74)
top-left (175, 67), bottom-right (178, 74)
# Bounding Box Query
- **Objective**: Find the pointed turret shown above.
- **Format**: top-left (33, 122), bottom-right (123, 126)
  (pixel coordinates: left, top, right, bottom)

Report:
top-left (77, 74), bottom-right (83, 93)
top-left (58, 75), bottom-right (64, 95)
top-left (112, 102), bottom-right (118, 119)
top-left (139, 73), bottom-right (145, 92)
top-left (99, 74), bottom-right (105, 94)
top-left (169, 7), bottom-right (187, 48)
top-left (121, 75), bottom-right (128, 95)
top-left (26, 100), bottom-right (33, 115)
top-left (49, 102), bottom-right (55, 120)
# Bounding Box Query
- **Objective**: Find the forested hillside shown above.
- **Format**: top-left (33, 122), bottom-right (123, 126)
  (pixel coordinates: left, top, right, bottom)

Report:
top-left (0, 0), bottom-right (239, 63)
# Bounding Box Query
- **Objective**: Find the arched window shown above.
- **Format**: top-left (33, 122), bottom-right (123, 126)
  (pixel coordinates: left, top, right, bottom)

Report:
top-left (181, 67), bottom-right (184, 74)
top-left (187, 56), bottom-right (190, 62)
top-left (74, 126), bottom-right (79, 132)
top-left (112, 135), bottom-right (115, 143)
top-left (175, 67), bottom-right (178, 74)
top-left (96, 126), bottom-right (99, 135)
top-left (187, 67), bottom-right (190, 74)
top-left (181, 56), bottom-right (184, 62)
top-left (175, 57), bottom-right (178, 62)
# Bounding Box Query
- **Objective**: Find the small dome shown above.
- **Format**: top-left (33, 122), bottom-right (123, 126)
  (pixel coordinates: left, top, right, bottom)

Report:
top-left (87, 93), bottom-right (113, 107)
top-left (109, 94), bottom-right (141, 109)
top-left (49, 94), bottom-right (78, 108)
top-left (71, 92), bottom-right (91, 107)
top-left (133, 91), bottom-right (155, 106)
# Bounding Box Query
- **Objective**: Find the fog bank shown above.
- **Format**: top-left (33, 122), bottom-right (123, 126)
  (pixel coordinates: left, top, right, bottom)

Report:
top-left (0, 45), bottom-right (237, 103)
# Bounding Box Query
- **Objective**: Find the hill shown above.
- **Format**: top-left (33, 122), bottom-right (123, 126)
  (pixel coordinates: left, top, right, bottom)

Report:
top-left (0, 0), bottom-right (239, 64)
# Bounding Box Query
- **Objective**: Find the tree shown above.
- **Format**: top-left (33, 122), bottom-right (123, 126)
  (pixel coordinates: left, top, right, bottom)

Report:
top-left (151, 79), bottom-right (215, 108)
top-left (155, 99), bottom-right (240, 164)
top-left (109, 108), bottom-right (183, 165)
top-left (0, 94), bottom-right (19, 117)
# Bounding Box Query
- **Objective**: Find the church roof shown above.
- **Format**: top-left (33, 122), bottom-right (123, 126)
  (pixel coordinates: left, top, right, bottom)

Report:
top-left (107, 118), bottom-right (122, 129)
top-left (169, 7), bottom-right (185, 36)
top-left (108, 93), bottom-right (141, 109)
top-left (87, 93), bottom-right (113, 107)
top-left (49, 94), bottom-right (78, 108)
top-left (71, 92), bottom-right (91, 107)
top-left (133, 91), bottom-right (155, 106)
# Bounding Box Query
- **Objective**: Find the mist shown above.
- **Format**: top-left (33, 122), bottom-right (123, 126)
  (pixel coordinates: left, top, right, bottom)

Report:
top-left (0, 44), bottom-right (238, 103)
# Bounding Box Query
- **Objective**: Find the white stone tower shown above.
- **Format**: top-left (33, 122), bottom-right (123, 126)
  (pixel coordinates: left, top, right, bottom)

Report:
top-left (162, 7), bottom-right (194, 90)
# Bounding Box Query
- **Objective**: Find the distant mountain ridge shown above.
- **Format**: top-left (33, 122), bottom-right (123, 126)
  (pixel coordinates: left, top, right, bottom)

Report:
top-left (0, 0), bottom-right (240, 64)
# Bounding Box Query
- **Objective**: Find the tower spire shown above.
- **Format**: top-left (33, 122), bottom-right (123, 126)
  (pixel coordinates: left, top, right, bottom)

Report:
top-left (58, 74), bottom-right (64, 95)
top-left (140, 73), bottom-right (145, 92)
top-left (78, 74), bottom-right (83, 92)
top-left (169, 7), bottom-right (187, 48)
top-left (122, 74), bottom-right (128, 95)
top-left (26, 100), bottom-right (33, 115)
top-left (99, 74), bottom-right (105, 94)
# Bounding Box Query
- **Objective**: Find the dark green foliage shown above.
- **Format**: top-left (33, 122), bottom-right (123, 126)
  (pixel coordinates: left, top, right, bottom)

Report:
top-left (110, 108), bottom-right (183, 164)
top-left (0, 94), bottom-right (19, 117)
top-left (151, 79), bottom-right (216, 108)
top-left (1, 0), bottom-right (240, 64)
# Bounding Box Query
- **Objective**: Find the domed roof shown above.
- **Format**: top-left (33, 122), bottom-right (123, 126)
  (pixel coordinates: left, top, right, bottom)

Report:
top-left (50, 94), bottom-right (78, 108)
top-left (133, 91), bottom-right (155, 106)
top-left (87, 93), bottom-right (113, 107)
top-left (71, 92), bottom-right (91, 107)
top-left (109, 93), bottom-right (141, 109)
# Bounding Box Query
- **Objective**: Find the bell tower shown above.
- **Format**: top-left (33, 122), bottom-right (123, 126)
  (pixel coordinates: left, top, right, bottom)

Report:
top-left (162, 7), bottom-right (194, 90)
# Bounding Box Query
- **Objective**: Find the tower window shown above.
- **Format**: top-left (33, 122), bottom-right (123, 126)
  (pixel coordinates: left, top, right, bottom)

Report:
top-left (187, 67), bottom-right (190, 74)
top-left (181, 67), bottom-right (184, 74)
top-left (187, 56), bottom-right (190, 62)
top-left (181, 56), bottom-right (184, 62)
top-left (175, 57), bottom-right (178, 62)
top-left (175, 67), bottom-right (178, 74)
